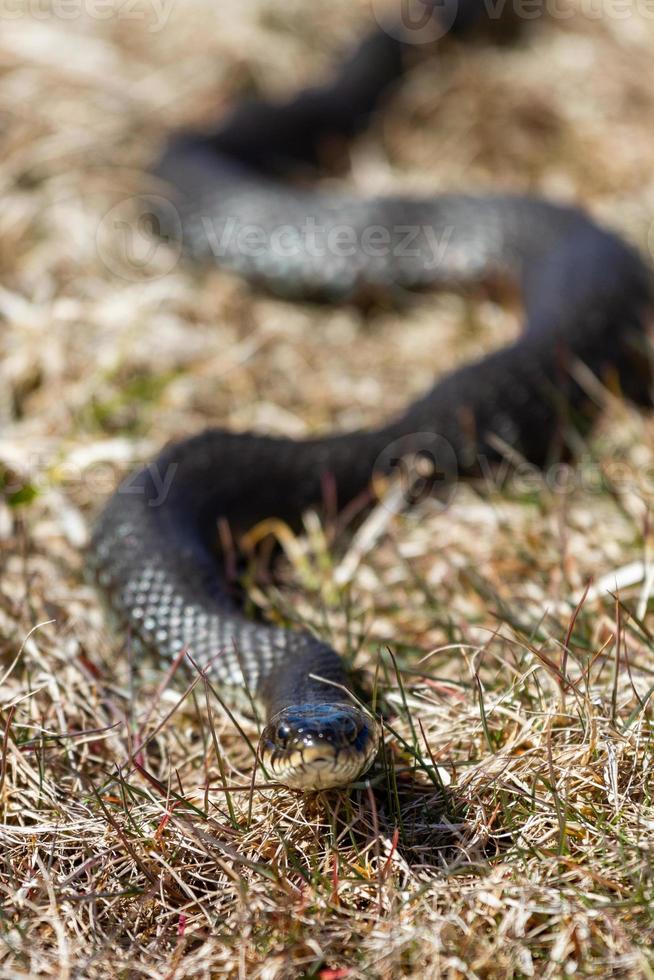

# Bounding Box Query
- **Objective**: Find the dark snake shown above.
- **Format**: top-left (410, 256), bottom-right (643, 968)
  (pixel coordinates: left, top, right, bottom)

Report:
top-left (89, 1), bottom-right (653, 789)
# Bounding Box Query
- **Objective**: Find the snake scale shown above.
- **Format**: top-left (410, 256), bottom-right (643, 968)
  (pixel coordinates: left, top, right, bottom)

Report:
top-left (90, 1), bottom-right (653, 788)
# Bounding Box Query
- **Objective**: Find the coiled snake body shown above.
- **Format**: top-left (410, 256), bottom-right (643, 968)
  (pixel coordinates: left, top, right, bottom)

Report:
top-left (90, 3), bottom-right (653, 789)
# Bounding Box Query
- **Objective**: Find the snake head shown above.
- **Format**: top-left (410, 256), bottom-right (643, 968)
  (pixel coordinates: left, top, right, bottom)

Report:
top-left (260, 703), bottom-right (380, 790)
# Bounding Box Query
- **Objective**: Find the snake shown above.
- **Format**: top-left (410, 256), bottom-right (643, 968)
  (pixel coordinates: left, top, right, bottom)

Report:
top-left (89, 1), bottom-right (653, 790)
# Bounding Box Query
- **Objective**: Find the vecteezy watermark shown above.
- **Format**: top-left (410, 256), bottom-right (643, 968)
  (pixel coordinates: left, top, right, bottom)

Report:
top-left (116, 460), bottom-right (178, 506)
top-left (0, 0), bottom-right (175, 32)
top-left (368, 429), bottom-right (654, 519)
top-left (1, 452), bottom-right (179, 506)
top-left (4, 440), bottom-right (654, 518)
top-left (199, 214), bottom-right (456, 268)
top-left (558, 0), bottom-right (654, 20)
top-left (371, 0), bottom-right (654, 44)
top-left (96, 194), bottom-right (182, 282)
top-left (95, 197), bottom-right (463, 281)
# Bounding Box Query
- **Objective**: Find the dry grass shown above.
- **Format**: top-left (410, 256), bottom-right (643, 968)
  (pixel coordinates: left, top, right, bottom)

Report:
top-left (2, 0), bottom-right (654, 976)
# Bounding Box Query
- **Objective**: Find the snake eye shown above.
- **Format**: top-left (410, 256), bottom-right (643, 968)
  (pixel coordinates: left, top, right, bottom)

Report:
top-left (276, 722), bottom-right (291, 746)
top-left (340, 716), bottom-right (358, 741)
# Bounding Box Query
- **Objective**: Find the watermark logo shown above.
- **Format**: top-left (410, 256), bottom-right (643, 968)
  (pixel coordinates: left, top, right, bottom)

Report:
top-left (370, 0), bottom-right (459, 43)
top-left (96, 194), bottom-right (182, 282)
top-left (373, 431), bottom-right (459, 514)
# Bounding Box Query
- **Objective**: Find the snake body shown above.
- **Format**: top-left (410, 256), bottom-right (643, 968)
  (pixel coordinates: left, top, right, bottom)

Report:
top-left (90, 3), bottom-right (653, 789)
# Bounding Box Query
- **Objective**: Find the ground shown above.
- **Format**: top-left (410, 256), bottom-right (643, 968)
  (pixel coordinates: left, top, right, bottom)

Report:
top-left (2, 0), bottom-right (654, 977)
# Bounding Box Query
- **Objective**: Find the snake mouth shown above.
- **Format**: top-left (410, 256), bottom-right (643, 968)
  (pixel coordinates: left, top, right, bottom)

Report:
top-left (259, 704), bottom-right (380, 790)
